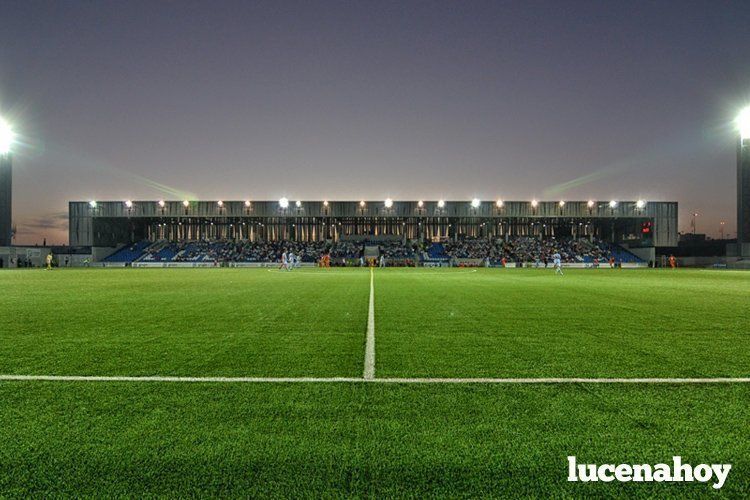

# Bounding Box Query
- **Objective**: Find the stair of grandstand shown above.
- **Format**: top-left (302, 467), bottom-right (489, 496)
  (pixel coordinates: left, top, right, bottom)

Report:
top-left (137, 240), bottom-right (179, 262)
top-left (602, 243), bottom-right (643, 263)
top-left (364, 245), bottom-right (379, 259)
top-left (156, 243), bottom-right (179, 261)
top-left (576, 239), bottom-right (603, 263)
top-left (174, 242), bottom-right (210, 262)
top-left (103, 240), bottom-right (152, 263)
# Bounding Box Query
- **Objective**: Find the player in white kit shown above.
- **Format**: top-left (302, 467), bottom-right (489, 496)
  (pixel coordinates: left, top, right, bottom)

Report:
top-left (553, 251), bottom-right (563, 275)
top-left (280, 251), bottom-right (289, 270)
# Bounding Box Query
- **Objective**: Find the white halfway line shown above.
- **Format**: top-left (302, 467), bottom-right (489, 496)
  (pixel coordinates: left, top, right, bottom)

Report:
top-left (363, 267), bottom-right (376, 380)
top-left (0, 375), bottom-right (749, 384)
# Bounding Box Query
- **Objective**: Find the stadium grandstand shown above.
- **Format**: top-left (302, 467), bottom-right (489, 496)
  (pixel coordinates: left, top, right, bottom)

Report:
top-left (69, 199), bottom-right (678, 267)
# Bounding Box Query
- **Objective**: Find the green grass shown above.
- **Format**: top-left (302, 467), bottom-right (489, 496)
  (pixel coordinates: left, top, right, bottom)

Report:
top-left (0, 268), bottom-right (368, 377)
top-left (376, 268), bottom-right (750, 377)
top-left (1, 382), bottom-right (748, 497)
top-left (0, 267), bottom-right (749, 496)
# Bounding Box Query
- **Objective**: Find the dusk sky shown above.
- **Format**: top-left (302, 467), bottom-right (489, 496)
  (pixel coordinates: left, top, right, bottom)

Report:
top-left (2, 0), bottom-right (750, 244)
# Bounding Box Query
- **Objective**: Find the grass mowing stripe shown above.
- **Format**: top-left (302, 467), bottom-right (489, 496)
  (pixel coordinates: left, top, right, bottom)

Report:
top-left (364, 267), bottom-right (376, 379)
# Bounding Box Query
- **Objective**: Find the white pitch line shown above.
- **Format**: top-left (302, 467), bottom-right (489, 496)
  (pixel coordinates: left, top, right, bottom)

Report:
top-left (0, 375), bottom-right (362, 383)
top-left (0, 375), bottom-right (749, 384)
top-left (372, 377), bottom-right (750, 384)
top-left (363, 267), bottom-right (376, 380)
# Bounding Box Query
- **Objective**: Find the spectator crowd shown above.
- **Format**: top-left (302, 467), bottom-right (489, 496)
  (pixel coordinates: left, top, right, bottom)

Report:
top-left (109, 236), bottom-right (637, 266)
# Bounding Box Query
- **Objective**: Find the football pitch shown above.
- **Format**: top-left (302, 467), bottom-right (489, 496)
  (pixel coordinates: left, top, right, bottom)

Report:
top-left (1, 267), bottom-right (748, 496)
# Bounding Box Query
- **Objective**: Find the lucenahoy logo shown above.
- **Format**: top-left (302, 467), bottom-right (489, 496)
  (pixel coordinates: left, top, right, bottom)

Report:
top-left (567, 456), bottom-right (731, 490)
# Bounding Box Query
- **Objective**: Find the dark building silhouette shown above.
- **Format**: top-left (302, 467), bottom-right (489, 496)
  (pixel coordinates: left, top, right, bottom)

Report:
top-left (739, 137), bottom-right (750, 257)
top-left (0, 154), bottom-right (11, 246)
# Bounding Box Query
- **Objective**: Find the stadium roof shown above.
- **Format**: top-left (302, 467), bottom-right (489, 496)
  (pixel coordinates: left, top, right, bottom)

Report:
top-left (71, 200), bottom-right (675, 219)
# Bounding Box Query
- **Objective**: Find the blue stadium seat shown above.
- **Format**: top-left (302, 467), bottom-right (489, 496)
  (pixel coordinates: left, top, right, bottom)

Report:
top-left (103, 241), bottom-right (151, 263)
top-left (427, 243), bottom-right (448, 259)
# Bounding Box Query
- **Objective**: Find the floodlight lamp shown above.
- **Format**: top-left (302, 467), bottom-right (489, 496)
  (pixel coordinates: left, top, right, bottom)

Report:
top-left (737, 106), bottom-right (750, 140)
top-left (125, 200), bottom-right (133, 208)
top-left (0, 118), bottom-right (14, 154)
top-left (384, 198), bottom-right (393, 208)
top-left (181, 200), bottom-right (189, 207)
top-left (295, 200), bottom-right (302, 208)
top-left (471, 198), bottom-right (481, 208)
top-left (360, 200), bottom-right (366, 207)
top-left (323, 200), bottom-right (329, 207)
top-left (158, 200), bottom-right (165, 208)
top-left (437, 200), bottom-right (445, 208)
top-left (217, 200), bottom-right (224, 207)
top-left (559, 200), bottom-right (565, 207)
top-left (587, 200), bottom-right (595, 208)
top-left (496, 199), bottom-right (504, 208)
top-left (417, 200), bottom-right (424, 208)
top-left (89, 200), bottom-right (97, 208)
top-left (244, 200), bottom-right (251, 207)
top-left (609, 200), bottom-right (618, 208)
top-left (279, 197), bottom-right (289, 208)
top-left (531, 199), bottom-right (538, 208)
top-left (636, 199), bottom-right (646, 209)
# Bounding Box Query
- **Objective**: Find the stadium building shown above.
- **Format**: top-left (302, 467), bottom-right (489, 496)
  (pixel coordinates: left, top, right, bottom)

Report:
top-left (68, 199), bottom-right (678, 266)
